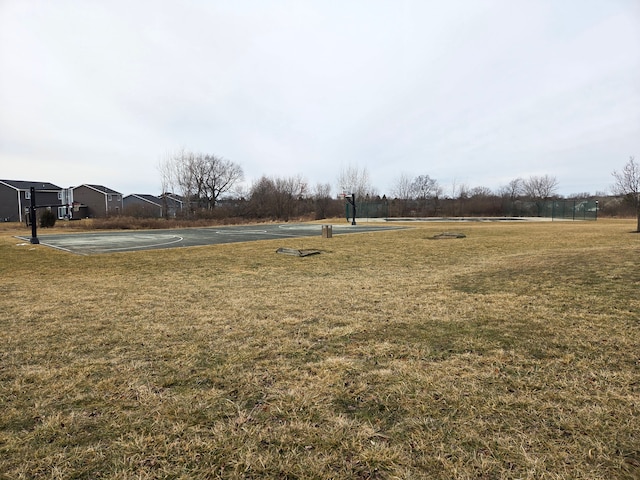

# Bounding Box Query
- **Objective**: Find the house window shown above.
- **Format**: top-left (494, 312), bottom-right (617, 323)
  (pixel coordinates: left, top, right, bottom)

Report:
top-left (108, 194), bottom-right (113, 201)
top-left (58, 191), bottom-right (63, 200)
top-left (25, 190), bottom-right (30, 200)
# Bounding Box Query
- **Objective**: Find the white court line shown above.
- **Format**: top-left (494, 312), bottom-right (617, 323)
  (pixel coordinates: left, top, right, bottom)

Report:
top-left (15, 236), bottom-right (81, 255)
top-left (39, 242), bottom-right (83, 255)
top-left (214, 229), bottom-right (268, 235)
top-left (98, 235), bottom-right (184, 252)
top-left (214, 229), bottom-right (305, 238)
top-left (277, 224), bottom-right (364, 231)
top-left (277, 224), bottom-right (322, 230)
top-left (18, 234), bottom-right (184, 253)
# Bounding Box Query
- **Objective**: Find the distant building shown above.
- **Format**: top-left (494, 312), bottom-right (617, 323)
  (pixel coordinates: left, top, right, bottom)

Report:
top-left (123, 194), bottom-right (163, 218)
top-left (72, 184), bottom-right (123, 218)
top-left (0, 179), bottom-right (62, 222)
top-left (159, 192), bottom-right (185, 217)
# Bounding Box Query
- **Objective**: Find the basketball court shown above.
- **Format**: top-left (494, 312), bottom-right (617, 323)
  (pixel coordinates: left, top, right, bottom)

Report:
top-left (16, 223), bottom-right (406, 255)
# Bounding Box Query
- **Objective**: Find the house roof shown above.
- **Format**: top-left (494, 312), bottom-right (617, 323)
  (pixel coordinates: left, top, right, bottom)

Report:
top-left (74, 184), bottom-right (122, 195)
top-left (160, 192), bottom-right (185, 204)
top-left (0, 179), bottom-right (62, 191)
top-left (125, 194), bottom-right (162, 206)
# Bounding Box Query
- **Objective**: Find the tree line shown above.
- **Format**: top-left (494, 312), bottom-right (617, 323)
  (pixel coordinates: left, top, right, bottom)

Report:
top-left (155, 150), bottom-right (639, 228)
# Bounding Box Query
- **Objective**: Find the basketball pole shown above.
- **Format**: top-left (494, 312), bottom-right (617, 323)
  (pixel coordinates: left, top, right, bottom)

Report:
top-left (347, 194), bottom-right (356, 225)
top-left (29, 187), bottom-right (40, 244)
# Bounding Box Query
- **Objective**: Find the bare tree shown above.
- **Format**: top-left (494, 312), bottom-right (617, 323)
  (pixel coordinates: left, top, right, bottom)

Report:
top-left (202, 154), bottom-right (244, 209)
top-left (612, 156), bottom-right (640, 232)
top-left (497, 178), bottom-right (524, 217)
top-left (412, 174), bottom-right (441, 216)
top-left (191, 154), bottom-right (210, 209)
top-left (456, 183), bottom-right (470, 216)
top-left (337, 164), bottom-right (375, 200)
top-left (161, 149), bottom-right (244, 216)
top-left (523, 174), bottom-right (559, 200)
top-left (447, 178), bottom-right (465, 215)
top-left (249, 176), bottom-right (276, 218)
top-left (313, 182), bottom-right (333, 220)
top-left (523, 175), bottom-right (559, 216)
top-left (391, 173), bottom-right (414, 200)
top-left (500, 178), bottom-right (524, 201)
top-left (567, 192), bottom-right (592, 200)
top-left (174, 149), bottom-right (198, 216)
top-left (466, 186), bottom-right (502, 216)
top-left (158, 154), bottom-right (176, 218)
top-left (470, 186), bottom-right (492, 198)
top-left (391, 173), bottom-right (414, 216)
top-left (411, 175), bottom-right (439, 200)
top-left (273, 175), bottom-right (308, 221)
top-left (249, 175), bottom-right (308, 220)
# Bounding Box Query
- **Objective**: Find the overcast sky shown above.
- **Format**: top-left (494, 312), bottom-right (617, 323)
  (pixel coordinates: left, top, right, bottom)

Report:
top-left (1, 0), bottom-right (639, 197)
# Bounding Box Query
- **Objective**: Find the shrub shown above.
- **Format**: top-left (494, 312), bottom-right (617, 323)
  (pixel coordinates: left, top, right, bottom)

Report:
top-left (39, 209), bottom-right (57, 228)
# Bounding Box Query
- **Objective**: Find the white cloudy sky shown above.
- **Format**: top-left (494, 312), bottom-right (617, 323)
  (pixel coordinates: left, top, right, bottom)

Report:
top-left (1, 0), bottom-right (639, 197)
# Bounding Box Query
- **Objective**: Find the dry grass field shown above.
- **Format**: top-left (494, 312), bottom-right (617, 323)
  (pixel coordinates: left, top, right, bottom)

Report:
top-left (1, 219), bottom-right (638, 479)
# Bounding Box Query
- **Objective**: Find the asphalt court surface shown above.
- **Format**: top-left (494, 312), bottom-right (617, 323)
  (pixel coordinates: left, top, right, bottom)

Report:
top-left (17, 223), bottom-right (407, 255)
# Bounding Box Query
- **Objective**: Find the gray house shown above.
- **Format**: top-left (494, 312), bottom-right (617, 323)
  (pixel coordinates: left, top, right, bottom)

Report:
top-left (159, 193), bottom-right (185, 217)
top-left (0, 179), bottom-right (62, 223)
top-left (123, 194), bottom-right (163, 218)
top-left (72, 184), bottom-right (123, 218)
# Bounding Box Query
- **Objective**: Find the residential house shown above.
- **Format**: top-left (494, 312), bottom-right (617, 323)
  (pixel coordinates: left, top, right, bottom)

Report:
top-left (72, 184), bottom-right (123, 218)
top-left (0, 179), bottom-right (63, 223)
top-left (123, 194), bottom-right (163, 218)
top-left (58, 188), bottom-right (89, 220)
top-left (159, 192), bottom-right (185, 217)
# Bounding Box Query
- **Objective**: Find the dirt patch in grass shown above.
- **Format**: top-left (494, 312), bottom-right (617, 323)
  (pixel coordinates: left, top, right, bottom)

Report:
top-left (1, 219), bottom-right (638, 478)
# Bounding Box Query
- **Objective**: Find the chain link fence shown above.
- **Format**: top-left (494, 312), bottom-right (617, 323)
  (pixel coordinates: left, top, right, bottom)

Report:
top-left (510, 200), bottom-right (599, 220)
top-left (345, 199), bottom-right (599, 220)
top-left (345, 201), bottom-right (389, 220)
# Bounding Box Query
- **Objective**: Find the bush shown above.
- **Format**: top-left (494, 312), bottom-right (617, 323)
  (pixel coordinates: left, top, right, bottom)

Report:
top-left (39, 209), bottom-right (56, 228)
